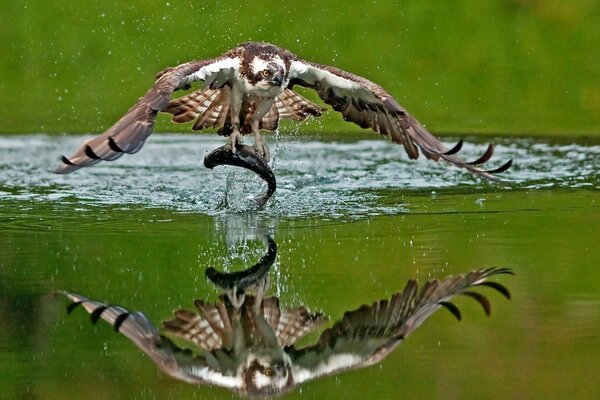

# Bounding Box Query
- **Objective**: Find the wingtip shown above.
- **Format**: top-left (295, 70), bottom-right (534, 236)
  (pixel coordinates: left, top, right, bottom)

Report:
top-left (467, 143), bottom-right (494, 165)
top-left (462, 291), bottom-right (492, 317)
top-left (443, 139), bottom-right (464, 155)
top-left (52, 156), bottom-right (80, 174)
top-left (486, 158), bottom-right (513, 174)
top-left (66, 300), bottom-right (84, 314)
top-left (439, 301), bottom-right (462, 321)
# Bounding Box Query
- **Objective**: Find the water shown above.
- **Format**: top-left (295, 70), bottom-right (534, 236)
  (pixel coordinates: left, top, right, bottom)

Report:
top-left (2, 134), bottom-right (599, 216)
top-left (1, 133), bottom-right (599, 399)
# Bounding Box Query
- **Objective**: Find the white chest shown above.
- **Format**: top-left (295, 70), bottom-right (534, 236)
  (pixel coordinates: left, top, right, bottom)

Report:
top-left (233, 73), bottom-right (283, 100)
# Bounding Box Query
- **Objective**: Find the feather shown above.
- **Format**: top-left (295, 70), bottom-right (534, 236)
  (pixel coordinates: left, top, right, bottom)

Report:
top-left (289, 267), bottom-right (513, 383)
top-left (54, 55), bottom-right (239, 173)
top-left (58, 265), bottom-right (513, 396)
top-left (288, 58), bottom-right (512, 180)
top-left (60, 291), bottom-right (242, 389)
top-left (54, 42), bottom-right (512, 184)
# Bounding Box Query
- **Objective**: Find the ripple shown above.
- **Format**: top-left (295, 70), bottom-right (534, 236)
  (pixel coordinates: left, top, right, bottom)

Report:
top-left (0, 134), bottom-right (598, 217)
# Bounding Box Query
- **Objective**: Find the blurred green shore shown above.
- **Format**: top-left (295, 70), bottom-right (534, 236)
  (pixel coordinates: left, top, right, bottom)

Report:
top-left (1, 0), bottom-right (598, 136)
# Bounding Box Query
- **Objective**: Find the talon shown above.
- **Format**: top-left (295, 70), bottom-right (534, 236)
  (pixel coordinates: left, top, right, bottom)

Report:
top-left (225, 129), bottom-right (244, 153)
top-left (253, 134), bottom-right (270, 161)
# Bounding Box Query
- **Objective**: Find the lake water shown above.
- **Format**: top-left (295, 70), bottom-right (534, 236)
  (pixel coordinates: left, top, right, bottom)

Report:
top-left (1, 133), bottom-right (599, 399)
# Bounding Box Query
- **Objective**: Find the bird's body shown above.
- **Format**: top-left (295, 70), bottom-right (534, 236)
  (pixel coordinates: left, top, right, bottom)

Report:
top-left (54, 42), bottom-right (511, 181)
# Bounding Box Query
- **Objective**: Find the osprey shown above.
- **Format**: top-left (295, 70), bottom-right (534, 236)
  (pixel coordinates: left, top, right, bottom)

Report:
top-left (61, 267), bottom-right (513, 397)
top-left (54, 42), bottom-right (511, 179)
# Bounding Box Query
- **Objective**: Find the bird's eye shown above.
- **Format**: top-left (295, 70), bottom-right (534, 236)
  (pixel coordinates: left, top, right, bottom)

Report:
top-left (261, 69), bottom-right (271, 78)
top-left (264, 367), bottom-right (274, 377)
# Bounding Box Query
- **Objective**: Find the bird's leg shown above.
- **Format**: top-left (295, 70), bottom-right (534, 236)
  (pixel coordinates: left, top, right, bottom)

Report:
top-left (226, 286), bottom-right (245, 310)
top-left (251, 120), bottom-right (270, 161)
top-left (252, 275), bottom-right (270, 315)
top-left (230, 308), bottom-right (247, 356)
top-left (225, 126), bottom-right (243, 154)
top-left (250, 276), bottom-right (279, 348)
top-left (225, 103), bottom-right (243, 153)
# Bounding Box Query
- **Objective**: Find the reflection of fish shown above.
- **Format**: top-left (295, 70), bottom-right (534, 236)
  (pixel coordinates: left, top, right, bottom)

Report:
top-left (206, 235), bottom-right (276, 293)
top-left (61, 268), bottom-right (513, 398)
top-left (204, 144), bottom-right (276, 208)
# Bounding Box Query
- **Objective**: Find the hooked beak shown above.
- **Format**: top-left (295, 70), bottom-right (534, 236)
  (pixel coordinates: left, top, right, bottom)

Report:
top-left (269, 72), bottom-right (283, 87)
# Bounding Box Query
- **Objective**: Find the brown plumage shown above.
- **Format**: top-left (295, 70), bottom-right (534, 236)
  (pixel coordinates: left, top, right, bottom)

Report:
top-left (163, 295), bottom-right (327, 351)
top-left (165, 87), bottom-right (323, 134)
top-left (60, 267), bottom-right (512, 397)
top-left (54, 41), bottom-right (512, 182)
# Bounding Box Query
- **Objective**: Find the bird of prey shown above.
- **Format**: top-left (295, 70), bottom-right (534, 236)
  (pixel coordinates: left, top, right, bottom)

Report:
top-left (61, 267), bottom-right (513, 397)
top-left (54, 41), bottom-right (512, 181)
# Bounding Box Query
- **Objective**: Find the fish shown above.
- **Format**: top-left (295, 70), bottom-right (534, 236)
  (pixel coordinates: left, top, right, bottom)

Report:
top-left (204, 144), bottom-right (276, 208)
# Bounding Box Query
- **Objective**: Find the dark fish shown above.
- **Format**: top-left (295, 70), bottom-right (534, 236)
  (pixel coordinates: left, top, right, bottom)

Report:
top-left (205, 236), bottom-right (277, 291)
top-left (204, 144), bottom-right (276, 207)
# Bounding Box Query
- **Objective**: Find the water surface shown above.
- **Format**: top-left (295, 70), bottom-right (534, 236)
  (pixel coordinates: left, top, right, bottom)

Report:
top-left (1, 134), bottom-right (599, 399)
top-left (2, 134), bottom-right (598, 216)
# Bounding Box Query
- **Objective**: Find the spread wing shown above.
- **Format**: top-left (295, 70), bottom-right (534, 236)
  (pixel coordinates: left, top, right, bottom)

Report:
top-left (60, 291), bottom-right (242, 390)
top-left (287, 268), bottom-right (513, 384)
top-left (53, 53), bottom-right (240, 174)
top-left (287, 60), bottom-right (512, 180)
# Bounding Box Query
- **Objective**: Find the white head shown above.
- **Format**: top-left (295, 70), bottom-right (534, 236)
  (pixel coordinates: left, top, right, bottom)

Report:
top-left (241, 351), bottom-right (294, 397)
top-left (244, 55), bottom-right (286, 88)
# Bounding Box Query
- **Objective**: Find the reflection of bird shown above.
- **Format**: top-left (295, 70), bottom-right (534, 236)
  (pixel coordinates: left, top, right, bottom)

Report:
top-left (62, 268), bottom-right (512, 398)
top-left (54, 42), bottom-right (511, 179)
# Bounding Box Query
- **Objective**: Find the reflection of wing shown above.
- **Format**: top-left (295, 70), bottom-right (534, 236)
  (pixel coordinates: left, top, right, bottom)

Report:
top-left (54, 54), bottom-right (240, 174)
top-left (162, 294), bottom-right (327, 350)
top-left (287, 60), bottom-right (512, 180)
top-left (61, 292), bottom-right (241, 390)
top-left (261, 297), bottom-right (327, 348)
top-left (288, 268), bottom-right (513, 383)
top-left (162, 296), bottom-right (232, 351)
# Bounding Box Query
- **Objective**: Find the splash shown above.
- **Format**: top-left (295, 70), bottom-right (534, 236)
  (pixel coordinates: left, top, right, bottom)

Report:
top-left (0, 134), bottom-right (598, 218)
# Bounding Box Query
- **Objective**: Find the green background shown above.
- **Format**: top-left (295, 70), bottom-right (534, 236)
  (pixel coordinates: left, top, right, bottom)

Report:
top-left (1, 0), bottom-right (598, 136)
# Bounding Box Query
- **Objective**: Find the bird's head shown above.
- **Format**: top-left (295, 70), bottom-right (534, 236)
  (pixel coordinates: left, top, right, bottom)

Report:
top-left (249, 56), bottom-right (286, 88)
top-left (241, 351), bottom-right (294, 397)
